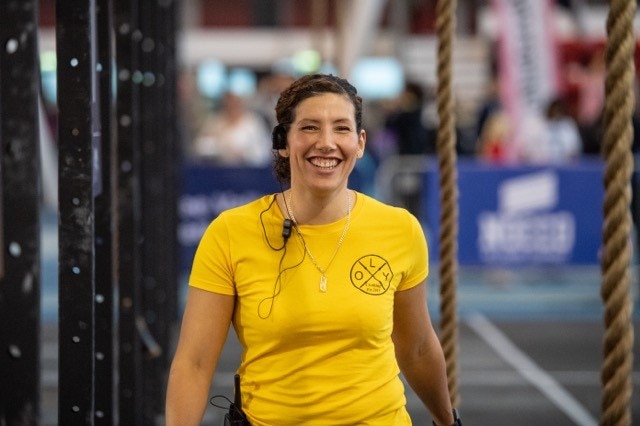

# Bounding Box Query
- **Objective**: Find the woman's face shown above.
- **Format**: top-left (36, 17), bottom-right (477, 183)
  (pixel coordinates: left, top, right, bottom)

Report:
top-left (281, 93), bottom-right (365, 196)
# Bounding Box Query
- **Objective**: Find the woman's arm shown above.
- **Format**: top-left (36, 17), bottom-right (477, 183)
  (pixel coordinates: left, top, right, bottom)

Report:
top-left (392, 281), bottom-right (455, 426)
top-left (166, 286), bottom-right (235, 426)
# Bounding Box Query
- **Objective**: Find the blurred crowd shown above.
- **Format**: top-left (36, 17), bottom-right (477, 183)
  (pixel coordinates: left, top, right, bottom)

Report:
top-left (179, 46), bottom-right (640, 185)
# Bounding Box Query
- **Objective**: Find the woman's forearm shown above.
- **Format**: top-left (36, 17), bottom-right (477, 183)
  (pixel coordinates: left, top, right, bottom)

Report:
top-left (398, 334), bottom-right (454, 425)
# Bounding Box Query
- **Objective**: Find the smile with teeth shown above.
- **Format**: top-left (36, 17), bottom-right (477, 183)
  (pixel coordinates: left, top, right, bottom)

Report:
top-left (309, 157), bottom-right (340, 169)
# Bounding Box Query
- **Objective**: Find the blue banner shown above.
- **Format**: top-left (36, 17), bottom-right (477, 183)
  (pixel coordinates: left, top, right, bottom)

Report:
top-left (424, 159), bottom-right (604, 265)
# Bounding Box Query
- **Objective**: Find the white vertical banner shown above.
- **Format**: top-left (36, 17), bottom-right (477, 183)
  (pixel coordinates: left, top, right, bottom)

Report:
top-left (491, 0), bottom-right (560, 161)
top-left (336, 0), bottom-right (387, 77)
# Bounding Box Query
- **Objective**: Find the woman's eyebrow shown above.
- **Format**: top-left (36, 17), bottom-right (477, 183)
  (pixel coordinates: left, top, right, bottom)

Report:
top-left (297, 117), bottom-right (353, 124)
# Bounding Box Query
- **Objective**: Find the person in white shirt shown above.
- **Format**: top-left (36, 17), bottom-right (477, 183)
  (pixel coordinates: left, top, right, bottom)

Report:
top-left (194, 91), bottom-right (272, 166)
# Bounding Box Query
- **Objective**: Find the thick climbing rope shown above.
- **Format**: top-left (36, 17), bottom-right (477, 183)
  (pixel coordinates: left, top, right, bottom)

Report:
top-left (435, 0), bottom-right (460, 407)
top-left (601, 0), bottom-right (636, 424)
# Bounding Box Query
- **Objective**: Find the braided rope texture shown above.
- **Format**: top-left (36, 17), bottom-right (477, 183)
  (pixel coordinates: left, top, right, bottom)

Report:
top-left (601, 0), bottom-right (636, 424)
top-left (435, 0), bottom-right (460, 408)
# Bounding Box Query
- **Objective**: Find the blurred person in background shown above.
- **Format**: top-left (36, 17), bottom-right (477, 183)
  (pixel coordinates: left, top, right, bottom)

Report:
top-left (250, 70), bottom-right (296, 129)
top-left (568, 47), bottom-right (605, 131)
top-left (475, 77), bottom-right (501, 143)
top-left (193, 91), bottom-right (272, 166)
top-left (477, 109), bottom-right (511, 163)
top-left (566, 47), bottom-right (606, 155)
top-left (517, 96), bottom-right (581, 164)
top-left (474, 70), bottom-right (511, 164)
top-left (541, 97), bottom-right (582, 163)
top-left (384, 81), bottom-right (437, 156)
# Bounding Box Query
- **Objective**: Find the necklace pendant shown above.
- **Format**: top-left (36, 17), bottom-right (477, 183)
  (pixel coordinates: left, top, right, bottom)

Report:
top-left (319, 275), bottom-right (327, 292)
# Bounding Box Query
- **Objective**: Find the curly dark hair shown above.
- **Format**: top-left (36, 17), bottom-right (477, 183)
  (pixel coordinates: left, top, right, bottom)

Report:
top-left (272, 74), bottom-right (363, 184)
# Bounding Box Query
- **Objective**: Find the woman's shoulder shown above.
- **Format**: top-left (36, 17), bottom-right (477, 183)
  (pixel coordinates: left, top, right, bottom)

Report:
top-left (216, 194), bottom-right (276, 222)
top-left (353, 193), bottom-right (425, 243)
top-left (355, 192), bottom-right (417, 222)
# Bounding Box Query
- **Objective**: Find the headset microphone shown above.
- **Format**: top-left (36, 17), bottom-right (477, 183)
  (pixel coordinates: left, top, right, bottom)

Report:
top-left (282, 218), bottom-right (293, 242)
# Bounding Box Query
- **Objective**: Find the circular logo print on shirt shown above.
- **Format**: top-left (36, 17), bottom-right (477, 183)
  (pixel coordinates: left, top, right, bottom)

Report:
top-left (350, 255), bottom-right (394, 295)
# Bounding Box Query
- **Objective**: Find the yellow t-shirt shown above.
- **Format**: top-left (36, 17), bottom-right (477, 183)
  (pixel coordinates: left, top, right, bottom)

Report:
top-left (190, 192), bottom-right (429, 425)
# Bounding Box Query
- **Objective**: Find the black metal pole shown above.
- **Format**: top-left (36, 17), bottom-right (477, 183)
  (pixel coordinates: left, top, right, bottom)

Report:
top-left (139, 0), bottom-right (178, 418)
top-left (56, 0), bottom-right (100, 423)
top-left (94, 0), bottom-right (117, 423)
top-left (161, 0), bottom-right (181, 338)
top-left (0, 0), bottom-right (42, 424)
top-left (114, 0), bottom-right (145, 423)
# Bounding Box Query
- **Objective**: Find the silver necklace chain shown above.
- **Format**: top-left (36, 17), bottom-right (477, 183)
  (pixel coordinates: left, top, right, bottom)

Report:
top-left (286, 190), bottom-right (351, 292)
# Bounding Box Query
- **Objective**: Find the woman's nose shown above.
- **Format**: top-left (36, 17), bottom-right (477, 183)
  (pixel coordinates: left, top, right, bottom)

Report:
top-left (315, 128), bottom-right (335, 150)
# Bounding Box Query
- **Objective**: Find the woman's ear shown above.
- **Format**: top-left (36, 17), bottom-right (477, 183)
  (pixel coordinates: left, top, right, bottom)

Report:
top-left (278, 148), bottom-right (289, 158)
top-left (358, 129), bottom-right (367, 155)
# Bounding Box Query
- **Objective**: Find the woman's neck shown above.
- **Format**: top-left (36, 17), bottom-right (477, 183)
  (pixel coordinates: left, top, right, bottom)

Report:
top-left (281, 188), bottom-right (351, 225)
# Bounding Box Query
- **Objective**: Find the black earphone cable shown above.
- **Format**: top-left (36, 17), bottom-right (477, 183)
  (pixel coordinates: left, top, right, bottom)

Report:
top-left (257, 190), bottom-right (305, 319)
top-left (259, 194), bottom-right (288, 251)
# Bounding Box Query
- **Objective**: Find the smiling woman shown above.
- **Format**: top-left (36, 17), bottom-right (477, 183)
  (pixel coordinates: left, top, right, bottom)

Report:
top-left (166, 74), bottom-right (460, 426)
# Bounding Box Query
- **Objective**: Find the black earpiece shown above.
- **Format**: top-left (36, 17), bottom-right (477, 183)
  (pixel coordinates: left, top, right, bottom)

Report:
top-left (272, 124), bottom-right (287, 150)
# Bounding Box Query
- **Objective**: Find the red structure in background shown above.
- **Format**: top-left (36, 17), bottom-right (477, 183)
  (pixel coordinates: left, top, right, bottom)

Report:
top-left (558, 38), bottom-right (640, 120)
top-left (37, 0), bottom-right (442, 33)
